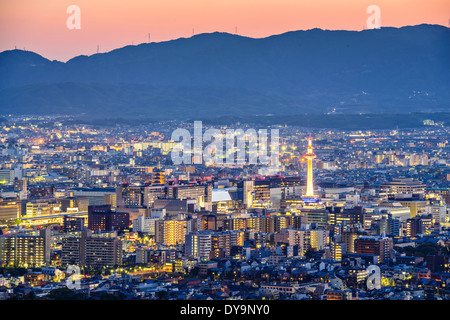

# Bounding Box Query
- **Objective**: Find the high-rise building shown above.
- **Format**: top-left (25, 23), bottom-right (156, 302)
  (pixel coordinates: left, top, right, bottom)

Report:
top-left (371, 217), bottom-right (401, 237)
top-left (301, 208), bottom-right (328, 228)
top-left (328, 206), bottom-right (364, 226)
top-left (210, 230), bottom-right (244, 259)
top-left (273, 215), bottom-right (291, 233)
top-left (116, 185), bottom-right (165, 208)
top-left (132, 215), bottom-right (161, 235)
top-left (61, 230), bottom-right (122, 267)
top-left (104, 193), bottom-right (117, 209)
top-left (253, 180), bottom-right (271, 209)
top-left (84, 237), bottom-right (122, 268)
top-left (117, 185), bottom-right (145, 207)
top-left (166, 184), bottom-right (213, 211)
top-left (425, 204), bottom-right (447, 224)
top-left (0, 169), bottom-right (14, 184)
top-left (380, 178), bottom-right (426, 198)
top-left (63, 215), bottom-right (85, 232)
top-left (0, 235), bottom-right (45, 267)
top-left (354, 236), bottom-right (393, 263)
top-left (425, 253), bottom-right (450, 273)
top-left (287, 227), bottom-right (329, 255)
top-left (22, 200), bottom-right (60, 218)
top-left (61, 236), bottom-right (82, 266)
top-left (60, 196), bottom-right (89, 213)
top-left (291, 215), bottom-right (308, 229)
top-left (28, 186), bottom-right (55, 199)
top-left (199, 213), bottom-right (227, 231)
top-left (223, 216), bottom-right (272, 233)
top-left (405, 215), bottom-right (433, 237)
top-left (0, 229), bottom-right (51, 267)
top-left (155, 219), bottom-right (189, 246)
top-left (341, 226), bottom-right (369, 253)
top-left (185, 230), bottom-right (213, 260)
top-left (237, 180), bottom-right (254, 209)
top-left (70, 187), bottom-right (116, 206)
top-left (331, 237), bottom-right (346, 262)
top-left (223, 217), bottom-right (247, 231)
top-left (0, 198), bottom-right (21, 220)
top-left (13, 178), bottom-right (27, 192)
top-left (87, 205), bottom-right (129, 233)
top-left (185, 229), bottom-right (244, 260)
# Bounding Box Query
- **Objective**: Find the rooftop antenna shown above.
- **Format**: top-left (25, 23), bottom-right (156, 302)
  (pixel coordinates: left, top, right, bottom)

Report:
top-left (192, 28), bottom-right (195, 36)
top-left (235, 26), bottom-right (238, 34)
top-left (148, 33), bottom-right (151, 43)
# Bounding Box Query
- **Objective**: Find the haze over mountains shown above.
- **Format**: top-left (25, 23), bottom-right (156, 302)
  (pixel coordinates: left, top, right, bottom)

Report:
top-left (0, 24), bottom-right (448, 120)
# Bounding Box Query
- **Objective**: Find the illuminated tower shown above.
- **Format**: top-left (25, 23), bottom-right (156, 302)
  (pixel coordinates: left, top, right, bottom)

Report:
top-left (302, 137), bottom-right (318, 202)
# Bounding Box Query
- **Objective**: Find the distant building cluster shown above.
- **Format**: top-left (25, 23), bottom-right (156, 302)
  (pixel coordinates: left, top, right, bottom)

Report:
top-left (0, 115), bottom-right (449, 300)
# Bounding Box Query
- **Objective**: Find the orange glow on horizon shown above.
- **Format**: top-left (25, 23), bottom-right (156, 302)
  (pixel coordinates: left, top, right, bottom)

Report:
top-left (0, 0), bottom-right (448, 61)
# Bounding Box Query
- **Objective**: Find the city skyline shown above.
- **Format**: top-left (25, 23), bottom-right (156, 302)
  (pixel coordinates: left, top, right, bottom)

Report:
top-left (0, 115), bottom-right (449, 302)
top-left (1, 0), bottom-right (449, 307)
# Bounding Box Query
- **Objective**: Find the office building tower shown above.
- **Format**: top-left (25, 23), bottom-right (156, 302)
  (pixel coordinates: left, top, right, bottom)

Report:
top-left (61, 230), bottom-right (122, 267)
top-left (88, 205), bottom-right (129, 233)
top-left (425, 253), bottom-right (450, 273)
top-left (185, 230), bottom-right (213, 260)
top-left (328, 206), bottom-right (364, 226)
top-left (0, 229), bottom-right (51, 267)
top-left (13, 178), bottom-right (27, 192)
top-left (210, 230), bottom-right (244, 258)
top-left (70, 187), bottom-right (116, 206)
top-left (63, 215), bottom-right (85, 232)
top-left (301, 208), bottom-right (328, 228)
top-left (0, 169), bottom-right (14, 183)
top-left (116, 185), bottom-right (165, 208)
top-left (165, 184), bottom-right (213, 211)
top-left (155, 219), bottom-right (189, 246)
top-left (341, 226), bottom-right (369, 253)
top-left (380, 178), bottom-right (426, 198)
top-left (371, 217), bottom-right (401, 237)
top-left (0, 198), bottom-right (21, 220)
top-left (287, 227), bottom-right (329, 255)
top-left (331, 236), bottom-right (346, 262)
top-left (133, 215), bottom-right (161, 235)
top-left (60, 197), bottom-right (89, 213)
top-left (405, 215), bottom-right (433, 237)
top-left (354, 236), bottom-right (393, 263)
top-left (237, 180), bottom-right (254, 209)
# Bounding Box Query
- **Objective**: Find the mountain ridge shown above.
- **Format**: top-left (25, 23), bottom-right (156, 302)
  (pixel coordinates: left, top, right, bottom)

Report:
top-left (0, 24), bottom-right (448, 119)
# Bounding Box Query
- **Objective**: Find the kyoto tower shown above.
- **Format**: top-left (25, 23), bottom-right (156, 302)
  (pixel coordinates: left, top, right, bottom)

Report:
top-left (302, 136), bottom-right (318, 201)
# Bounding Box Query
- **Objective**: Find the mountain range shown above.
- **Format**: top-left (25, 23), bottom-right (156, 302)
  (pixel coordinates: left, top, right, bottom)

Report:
top-left (0, 24), bottom-right (448, 119)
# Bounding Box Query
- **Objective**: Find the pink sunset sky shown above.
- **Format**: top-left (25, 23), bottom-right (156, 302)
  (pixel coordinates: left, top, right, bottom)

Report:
top-left (1, 0), bottom-right (448, 62)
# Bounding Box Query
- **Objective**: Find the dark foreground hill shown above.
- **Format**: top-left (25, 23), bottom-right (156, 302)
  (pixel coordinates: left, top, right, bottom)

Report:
top-left (0, 24), bottom-right (448, 119)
